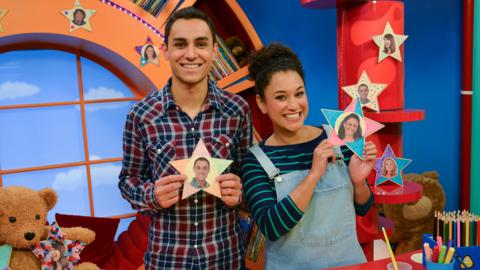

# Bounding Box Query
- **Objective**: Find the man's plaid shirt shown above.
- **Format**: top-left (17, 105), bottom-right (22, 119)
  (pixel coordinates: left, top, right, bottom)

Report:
top-left (119, 79), bottom-right (252, 269)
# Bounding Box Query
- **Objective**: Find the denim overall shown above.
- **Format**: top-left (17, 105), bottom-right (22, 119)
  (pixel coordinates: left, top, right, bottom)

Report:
top-left (250, 126), bottom-right (366, 269)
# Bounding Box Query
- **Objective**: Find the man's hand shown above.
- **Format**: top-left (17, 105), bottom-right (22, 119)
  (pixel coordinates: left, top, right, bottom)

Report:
top-left (217, 173), bottom-right (243, 207)
top-left (154, 174), bottom-right (186, 208)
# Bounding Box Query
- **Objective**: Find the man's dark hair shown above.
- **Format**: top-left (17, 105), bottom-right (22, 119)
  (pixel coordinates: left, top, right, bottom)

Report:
top-left (194, 157), bottom-right (210, 168)
top-left (164, 7), bottom-right (217, 46)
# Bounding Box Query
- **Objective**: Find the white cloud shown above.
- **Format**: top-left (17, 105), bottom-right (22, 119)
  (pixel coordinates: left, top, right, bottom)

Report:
top-left (84, 86), bottom-right (125, 100)
top-left (90, 163), bottom-right (122, 187)
top-left (89, 155), bottom-right (102, 161)
top-left (52, 163), bottom-right (121, 191)
top-left (0, 62), bottom-right (20, 70)
top-left (52, 168), bottom-right (85, 191)
top-left (0, 81), bottom-right (40, 100)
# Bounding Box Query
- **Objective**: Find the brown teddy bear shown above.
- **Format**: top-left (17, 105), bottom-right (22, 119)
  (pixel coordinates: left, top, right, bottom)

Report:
top-left (379, 171), bottom-right (446, 255)
top-left (226, 36), bottom-right (248, 67)
top-left (0, 186), bottom-right (99, 270)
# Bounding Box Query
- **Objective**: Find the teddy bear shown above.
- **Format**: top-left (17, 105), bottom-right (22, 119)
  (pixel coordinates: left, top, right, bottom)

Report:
top-left (0, 186), bottom-right (99, 270)
top-left (379, 171), bottom-right (446, 255)
top-left (226, 36), bottom-right (248, 67)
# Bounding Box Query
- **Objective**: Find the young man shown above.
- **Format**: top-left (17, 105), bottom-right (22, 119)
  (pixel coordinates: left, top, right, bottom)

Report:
top-left (190, 157), bottom-right (210, 189)
top-left (118, 7), bottom-right (252, 270)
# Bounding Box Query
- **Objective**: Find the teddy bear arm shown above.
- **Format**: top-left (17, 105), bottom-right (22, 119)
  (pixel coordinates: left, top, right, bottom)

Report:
top-left (9, 250), bottom-right (41, 270)
top-left (61, 227), bottom-right (96, 244)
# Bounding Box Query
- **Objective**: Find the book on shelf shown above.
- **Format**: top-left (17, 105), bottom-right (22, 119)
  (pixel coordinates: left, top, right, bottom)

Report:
top-left (209, 35), bottom-right (240, 81)
top-left (129, 0), bottom-right (168, 17)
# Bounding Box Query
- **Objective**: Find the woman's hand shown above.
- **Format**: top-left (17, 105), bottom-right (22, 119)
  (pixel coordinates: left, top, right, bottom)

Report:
top-left (349, 141), bottom-right (377, 187)
top-left (309, 140), bottom-right (336, 180)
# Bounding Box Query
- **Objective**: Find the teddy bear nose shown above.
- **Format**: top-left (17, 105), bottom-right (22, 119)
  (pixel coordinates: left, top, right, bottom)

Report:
top-left (24, 232), bottom-right (35, 241)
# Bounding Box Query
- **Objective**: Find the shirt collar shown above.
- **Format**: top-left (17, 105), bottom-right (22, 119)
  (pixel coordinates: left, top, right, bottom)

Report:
top-left (160, 78), bottom-right (223, 115)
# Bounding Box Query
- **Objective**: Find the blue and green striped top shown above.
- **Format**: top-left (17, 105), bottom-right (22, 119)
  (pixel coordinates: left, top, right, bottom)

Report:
top-left (241, 130), bottom-right (374, 241)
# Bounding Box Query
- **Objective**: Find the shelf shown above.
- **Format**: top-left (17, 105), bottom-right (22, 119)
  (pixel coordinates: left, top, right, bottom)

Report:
top-left (217, 66), bottom-right (249, 89)
top-left (371, 181), bottom-right (423, 204)
top-left (364, 109), bottom-right (425, 123)
top-left (300, 0), bottom-right (368, 9)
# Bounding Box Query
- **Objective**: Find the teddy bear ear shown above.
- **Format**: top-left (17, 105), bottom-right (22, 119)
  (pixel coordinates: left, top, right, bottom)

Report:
top-left (38, 188), bottom-right (58, 211)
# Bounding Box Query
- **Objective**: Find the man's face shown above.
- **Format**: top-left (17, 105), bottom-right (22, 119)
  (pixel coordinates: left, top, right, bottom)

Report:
top-left (74, 11), bottom-right (84, 23)
top-left (358, 85), bottom-right (369, 100)
top-left (193, 159), bottom-right (210, 182)
top-left (164, 19), bottom-right (217, 88)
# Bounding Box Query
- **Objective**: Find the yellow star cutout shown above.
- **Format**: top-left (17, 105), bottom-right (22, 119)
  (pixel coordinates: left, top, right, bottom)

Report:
top-left (0, 9), bottom-right (8, 33)
top-left (170, 139), bottom-right (232, 199)
top-left (372, 21), bottom-right (408, 62)
top-left (61, 0), bottom-right (96, 32)
top-left (341, 70), bottom-right (387, 112)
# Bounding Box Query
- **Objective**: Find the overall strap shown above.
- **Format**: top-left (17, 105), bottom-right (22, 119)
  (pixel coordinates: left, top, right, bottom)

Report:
top-left (249, 144), bottom-right (280, 180)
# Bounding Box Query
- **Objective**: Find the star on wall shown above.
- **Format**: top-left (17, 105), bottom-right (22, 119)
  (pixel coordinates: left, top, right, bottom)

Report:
top-left (135, 36), bottom-right (161, 67)
top-left (61, 0), bottom-right (96, 32)
top-left (170, 139), bottom-right (232, 199)
top-left (341, 70), bottom-right (387, 112)
top-left (374, 144), bottom-right (412, 186)
top-left (372, 21), bottom-right (408, 62)
top-left (0, 9), bottom-right (8, 33)
top-left (322, 98), bottom-right (384, 159)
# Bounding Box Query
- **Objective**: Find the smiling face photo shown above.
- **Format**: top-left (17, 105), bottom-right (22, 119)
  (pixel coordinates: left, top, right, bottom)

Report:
top-left (335, 112), bottom-right (366, 143)
top-left (357, 84), bottom-right (370, 105)
top-left (141, 44), bottom-right (159, 65)
top-left (189, 157), bottom-right (211, 189)
top-left (383, 33), bottom-right (396, 54)
top-left (381, 157), bottom-right (398, 178)
top-left (72, 8), bottom-right (86, 26)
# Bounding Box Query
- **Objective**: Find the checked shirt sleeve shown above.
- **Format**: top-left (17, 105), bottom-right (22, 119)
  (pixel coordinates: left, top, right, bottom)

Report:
top-left (118, 110), bottom-right (161, 213)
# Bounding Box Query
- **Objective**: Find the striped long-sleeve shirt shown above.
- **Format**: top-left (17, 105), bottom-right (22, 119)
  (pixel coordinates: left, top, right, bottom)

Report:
top-left (241, 130), bottom-right (373, 241)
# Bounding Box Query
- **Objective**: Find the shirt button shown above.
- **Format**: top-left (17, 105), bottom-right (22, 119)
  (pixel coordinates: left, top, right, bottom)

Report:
top-left (194, 222), bottom-right (198, 226)
top-left (157, 149), bottom-right (161, 154)
top-left (194, 199), bottom-right (198, 203)
top-left (226, 142), bottom-right (230, 147)
top-left (191, 127), bottom-right (195, 132)
top-left (194, 244), bottom-right (198, 248)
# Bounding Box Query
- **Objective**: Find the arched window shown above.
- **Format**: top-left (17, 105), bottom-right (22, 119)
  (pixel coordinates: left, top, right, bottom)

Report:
top-left (0, 50), bottom-right (138, 235)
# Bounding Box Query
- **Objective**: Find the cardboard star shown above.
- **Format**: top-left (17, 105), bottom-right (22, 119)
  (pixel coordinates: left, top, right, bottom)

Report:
top-left (0, 9), bottom-right (8, 33)
top-left (321, 98), bottom-right (384, 159)
top-left (31, 222), bottom-right (86, 270)
top-left (374, 144), bottom-right (412, 186)
top-left (61, 0), bottom-right (96, 32)
top-left (135, 36), bottom-right (161, 67)
top-left (170, 139), bottom-right (232, 199)
top-left (372, 21), bottom-right (408, 62)
top-left (341, 70), bottom-right (387, 112)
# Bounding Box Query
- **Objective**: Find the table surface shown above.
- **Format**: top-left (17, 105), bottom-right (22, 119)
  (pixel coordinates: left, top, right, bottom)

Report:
top-left (326, 250), bottom-right (425, 270)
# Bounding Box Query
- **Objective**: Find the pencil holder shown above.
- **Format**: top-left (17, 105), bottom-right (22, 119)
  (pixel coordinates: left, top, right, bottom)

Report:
top-left (425, 261), bottom-right (454, 270)
top-left (423, 234), bottom-right (480, 270)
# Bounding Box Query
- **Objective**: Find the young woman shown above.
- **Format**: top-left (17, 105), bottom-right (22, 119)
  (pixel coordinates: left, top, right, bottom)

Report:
top-left (338, 113), bottom-right (363, 142)
top-left (242, 43), bottom-right (377, 269)
top-left (383, 33), bottom-right (396, 54)
top-left (382, 157), bottom-right (398, 178)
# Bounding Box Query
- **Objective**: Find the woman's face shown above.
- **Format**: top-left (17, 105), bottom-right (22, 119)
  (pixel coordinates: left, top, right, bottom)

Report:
top-left (74, 11), bottom-right (84, 22)
top-left (383, 37), bottom-right (391, 49)
top-left (257, 70), bottom-right (308, 135)
top-left (385, 159), bottom-right (395, 172)
top-left (343, 116), bottom-right (359, 138)
top-left (146, 47), bottom-right (155, 59)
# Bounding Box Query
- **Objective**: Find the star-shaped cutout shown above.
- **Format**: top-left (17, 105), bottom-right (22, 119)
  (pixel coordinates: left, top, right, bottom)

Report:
top-left (372, 21), bottom-right (408, 62)
top-left (61, 0), bottom-right (96, 32)
top-left (321, 98), bottom-right (384, 159)
top-left (31, 222), bottom-right (86, 270)
top-left (374, 144), bottom-right (412, 186)
top-left (170, 139), bottom-right (232, 199)
top-left (135, 36), bottom-right (161, 67)
top-left (0, 9), bottom-right (8, 33)
top-left (341, 70), bottom-right (387, 112)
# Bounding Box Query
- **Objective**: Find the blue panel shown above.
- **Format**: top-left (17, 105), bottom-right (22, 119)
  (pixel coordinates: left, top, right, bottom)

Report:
top-left (0, 105), bottom-right (84, 170)
top-left (238, 0), bottom-right (461, 210)
top-left (2, 166), bottom-right (91, 221)
top-left (90, 162), bottom-right (133, 217)
top-left (86, 101), bottom-right (135, 159)
top-left (115, 216), bottom-right (136, 240)
top-left (0, 50), bottom-right (78, 106)
top-left (81, 57), bottom-right (134, 100)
